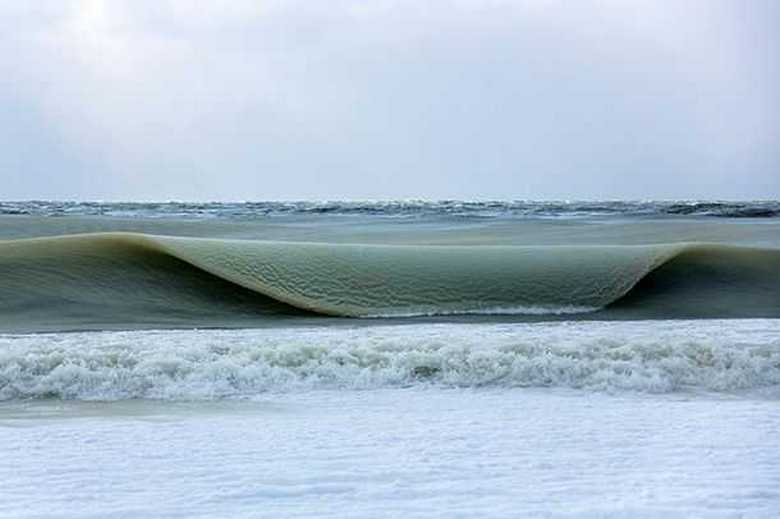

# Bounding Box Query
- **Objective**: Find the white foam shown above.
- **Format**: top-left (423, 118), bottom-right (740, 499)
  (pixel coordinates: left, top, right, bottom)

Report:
top-left (2, 319), bottom-right (779, 400)
top-left (363, 304), bottom-right (601, 317)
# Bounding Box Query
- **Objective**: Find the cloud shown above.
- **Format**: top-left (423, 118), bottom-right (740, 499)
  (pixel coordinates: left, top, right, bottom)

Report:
top-left (1, 0), bottom-right (777, 199)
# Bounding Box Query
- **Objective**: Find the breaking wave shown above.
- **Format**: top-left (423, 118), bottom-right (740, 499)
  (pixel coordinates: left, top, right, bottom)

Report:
top-left (1, 321), bottom-right (779, 400)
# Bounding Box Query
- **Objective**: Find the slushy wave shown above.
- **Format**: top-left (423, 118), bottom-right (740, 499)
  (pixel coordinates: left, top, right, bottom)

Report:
top-left (1, 232), bottom-right (778, 333)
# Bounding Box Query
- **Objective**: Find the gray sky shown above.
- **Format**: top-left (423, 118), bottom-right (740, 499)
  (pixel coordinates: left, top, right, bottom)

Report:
top-left (1, 0), bottom-right (778, 200)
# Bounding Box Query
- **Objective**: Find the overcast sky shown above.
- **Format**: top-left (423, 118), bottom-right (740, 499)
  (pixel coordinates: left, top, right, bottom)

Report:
top-left (1, 0), bottom-right (778, 200)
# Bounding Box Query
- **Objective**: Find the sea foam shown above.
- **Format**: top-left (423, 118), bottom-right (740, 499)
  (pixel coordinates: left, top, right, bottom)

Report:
top-left (2, 320), bottom-right (779, 400)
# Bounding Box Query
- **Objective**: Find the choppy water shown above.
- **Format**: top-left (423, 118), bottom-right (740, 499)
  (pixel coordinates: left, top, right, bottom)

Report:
top-left (2, 199), bottom-right (779, 219)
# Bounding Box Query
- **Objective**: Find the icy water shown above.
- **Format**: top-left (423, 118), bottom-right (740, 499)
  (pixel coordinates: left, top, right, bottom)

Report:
top-left (1, 201), bottom-right (779, 517)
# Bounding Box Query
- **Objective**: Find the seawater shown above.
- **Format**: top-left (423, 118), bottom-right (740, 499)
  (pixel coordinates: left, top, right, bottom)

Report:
top-left (1, 202), bottom-right (779, 517)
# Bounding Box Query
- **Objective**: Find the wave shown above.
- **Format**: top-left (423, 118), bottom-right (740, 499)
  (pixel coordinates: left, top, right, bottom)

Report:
top-left (0, 233), bottom-right (778, 332)
top-left (2, 321), bottom-right (779, 400)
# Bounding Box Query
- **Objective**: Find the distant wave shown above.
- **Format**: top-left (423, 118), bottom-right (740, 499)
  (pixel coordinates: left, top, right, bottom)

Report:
top-left (1, 321), bottom-right (778, 400)
top-left (0, 232), bottom-right (778, 332)
top-left (1, 200), bottom-right (779, 219)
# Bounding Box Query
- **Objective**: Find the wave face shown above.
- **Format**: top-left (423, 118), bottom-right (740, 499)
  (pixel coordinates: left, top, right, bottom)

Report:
top-left (0, 233), bottom-right (778, 332)
top-left (2, 320), bottom-right (778, 400)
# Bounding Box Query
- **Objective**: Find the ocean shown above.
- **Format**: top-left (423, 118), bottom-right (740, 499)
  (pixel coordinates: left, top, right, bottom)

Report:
top-left (1, 201), bottom-right (779, 517)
